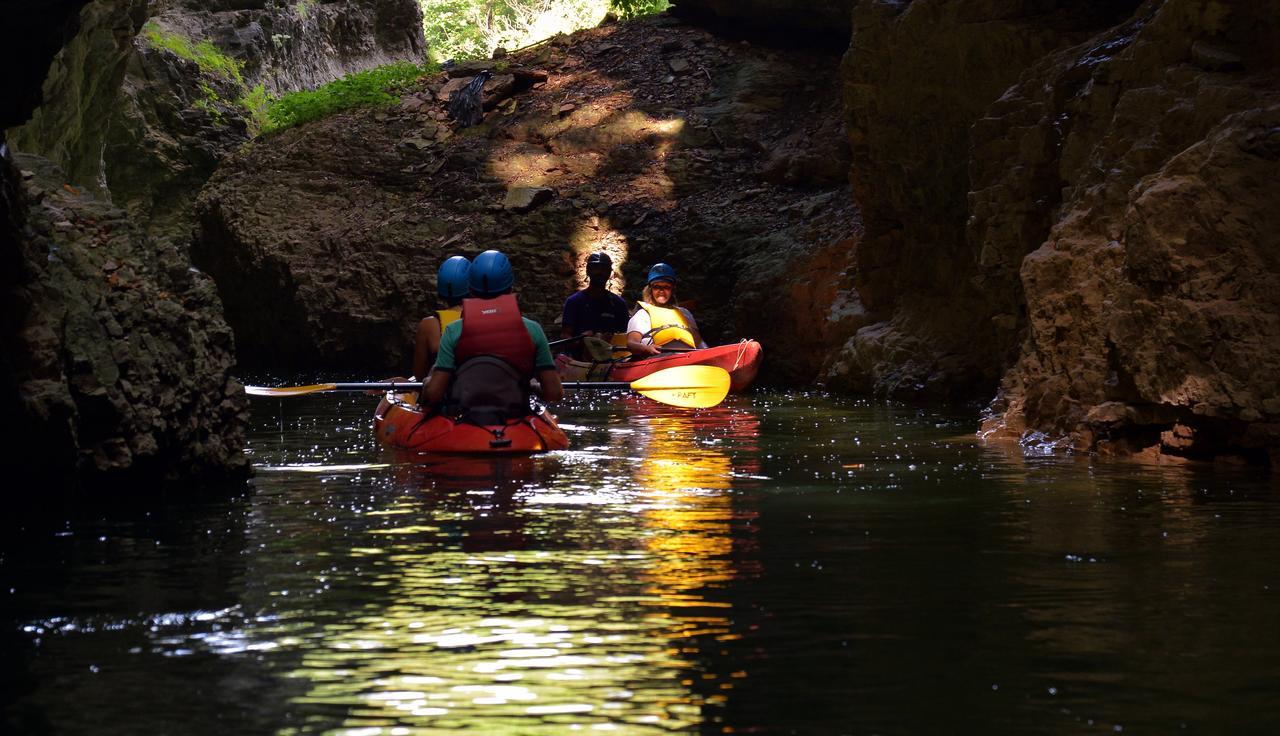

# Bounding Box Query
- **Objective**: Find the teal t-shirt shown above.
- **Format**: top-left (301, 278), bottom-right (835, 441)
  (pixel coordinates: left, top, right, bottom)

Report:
top-left (434, 316), bottom-right (555, 373)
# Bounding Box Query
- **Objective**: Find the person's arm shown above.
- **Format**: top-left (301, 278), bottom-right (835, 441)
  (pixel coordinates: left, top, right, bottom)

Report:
top-left (625, 310), bottom-right (660, 356)
top-left (535, 367), bottom-right (563, 402)
top-left (423, 370), bottom-right (451, 406)
top-left (628, 331), bottom-right (660, 356)
top-left (411, 316), bottom-right (442, 380)
top-left (422, 321), bottom-right (459, 407)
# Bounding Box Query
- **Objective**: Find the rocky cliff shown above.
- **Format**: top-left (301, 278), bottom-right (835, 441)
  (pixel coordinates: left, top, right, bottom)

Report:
top-left (664, 0), bottom-right (1279, 466)
top-left (3, 0), bottom-right (248, 492)
top-left (194, 16), bottom-right (855, 379)
top-left (11, 0), bottom-right (425, 233)
top-left (835, 0), bottom-right (1279, 464)
top-left (973, 0), bottom-right (1280, 464)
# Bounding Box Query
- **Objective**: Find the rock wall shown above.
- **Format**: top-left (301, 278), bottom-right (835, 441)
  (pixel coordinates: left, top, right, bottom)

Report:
top-left (679, 0), bottom-right (1280, 465)
top-left (829, 0), bottom-right (1142, 396)
top-left (2, 0), bottom-right (248, 493)
top-left (4, 155), bottom-right (249, 490)
top-left (974, 0), bottom-right (1280, 464)
top-left (11, 0), bottom-right (425, 232)
top-left (193, 17), bottom-right (855, 378)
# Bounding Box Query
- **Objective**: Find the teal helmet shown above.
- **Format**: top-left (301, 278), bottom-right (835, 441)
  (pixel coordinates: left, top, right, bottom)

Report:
top-left (470, 249), bottom-right (514, 297)
top-left (646, 262), bottom-right (677, 285)
top-left (437, 255), bottom-right (471, 300)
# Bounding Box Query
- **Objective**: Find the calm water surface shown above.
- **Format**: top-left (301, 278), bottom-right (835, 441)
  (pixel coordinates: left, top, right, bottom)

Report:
top-left (4, 392), bottom-right (1279, 734)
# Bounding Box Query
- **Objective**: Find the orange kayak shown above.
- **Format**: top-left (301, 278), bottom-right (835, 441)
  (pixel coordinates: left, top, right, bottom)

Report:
top-left (374, 392), bottom-right (569, 454)
top-left (556, 339), bottom-right (763, 392)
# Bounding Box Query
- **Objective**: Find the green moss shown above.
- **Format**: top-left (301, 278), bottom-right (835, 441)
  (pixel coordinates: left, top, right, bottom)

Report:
top-left (263, 61), bottom-right (437, 134)
top-left (142, 22), bottom-right (244, 85)
top-left (295, 0), bottom-right (317, 20)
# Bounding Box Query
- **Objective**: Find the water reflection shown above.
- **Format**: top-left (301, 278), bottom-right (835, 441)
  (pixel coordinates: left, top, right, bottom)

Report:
top-left (8, 393), bottom-right (1279, 735)
top-left (208, 399), bottom-right (764, 733)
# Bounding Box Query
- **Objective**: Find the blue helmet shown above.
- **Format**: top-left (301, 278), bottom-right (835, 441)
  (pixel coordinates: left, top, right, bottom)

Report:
top-left (470, 249), bottom-right (514, 297)
top-left (437, 255), bottom-right (471, 300)
top-left (646, 262), bottom-right (677, 285)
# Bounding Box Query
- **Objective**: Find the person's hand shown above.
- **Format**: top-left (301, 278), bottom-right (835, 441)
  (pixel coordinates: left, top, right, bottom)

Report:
top-left (642, 343), bottom-right (662, 357)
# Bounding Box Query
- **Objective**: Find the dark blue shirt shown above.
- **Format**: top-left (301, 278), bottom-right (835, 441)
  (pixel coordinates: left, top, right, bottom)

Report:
top-left (561, 289), bottom-right (629, 335)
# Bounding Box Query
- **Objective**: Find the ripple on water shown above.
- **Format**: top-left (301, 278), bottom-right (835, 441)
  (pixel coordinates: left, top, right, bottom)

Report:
top-left (3, 391), bottom-right (1279, 734)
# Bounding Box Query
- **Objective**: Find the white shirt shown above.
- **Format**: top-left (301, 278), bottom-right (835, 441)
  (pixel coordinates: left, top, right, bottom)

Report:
top-left (626, 305), bottom-right (707, 348)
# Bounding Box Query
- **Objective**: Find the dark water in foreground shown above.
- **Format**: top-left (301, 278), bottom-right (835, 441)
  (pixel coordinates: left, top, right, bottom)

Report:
top-left (4, 392), bottom-right (1280, 735)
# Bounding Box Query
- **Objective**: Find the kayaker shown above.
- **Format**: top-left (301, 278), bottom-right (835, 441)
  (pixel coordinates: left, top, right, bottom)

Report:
top-left (626, 262), bottom-right (707, 357)
top-left (412, 255), bottom-right (471, 380)
top-left (423, 249), bottom-right (564, 419)
top-left (560, 251), bottom-right (629, 359)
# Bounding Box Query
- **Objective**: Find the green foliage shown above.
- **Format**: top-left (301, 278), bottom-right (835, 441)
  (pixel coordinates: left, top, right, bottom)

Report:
top-left (142, 22), bottom-right (244, 85)
top-left (263, 61), bottom-right (434, 133)
top-left (609, 0), bottom-right (668, 19)
top-left (422, 0), bottom-right (642, 62)
top-left (421, 0), bottom-right (493, 61)
top-left (239, 83), bottom-right (271, 135)
top-left (295, 0), bottom-right (316, 20)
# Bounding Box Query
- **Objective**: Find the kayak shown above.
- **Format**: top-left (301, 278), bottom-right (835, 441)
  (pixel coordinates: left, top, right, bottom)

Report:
top-left (556, 339), bottom-right (763, 392)
top-left (373, 391), bottom-right (569, 454)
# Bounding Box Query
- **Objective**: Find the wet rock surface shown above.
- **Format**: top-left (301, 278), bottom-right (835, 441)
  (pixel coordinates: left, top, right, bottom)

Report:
top-left (195, 16), bottom-right (855, 378)
top-left (2, 152), bottom-right (248, 491)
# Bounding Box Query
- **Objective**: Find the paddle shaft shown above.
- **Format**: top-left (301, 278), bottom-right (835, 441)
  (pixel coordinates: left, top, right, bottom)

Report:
top-left (321, 382), bottom-right (422, 391)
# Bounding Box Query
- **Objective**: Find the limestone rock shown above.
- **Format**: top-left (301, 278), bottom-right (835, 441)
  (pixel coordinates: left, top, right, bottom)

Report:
top-left (833, 0), bottom-right (1139, 400)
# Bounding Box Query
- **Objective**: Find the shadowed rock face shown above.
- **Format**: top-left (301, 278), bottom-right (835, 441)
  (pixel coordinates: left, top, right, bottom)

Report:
top-left (974, 0), bottom-right (1280, 464)
top-left (5, 155), bottom-right (250, 490)
top-left (679, 0), bottom-right (1279, 465)
top-left (830, 0), bottom-right (1143, 397)
top-left (2, 0), bottom-right (248, 492)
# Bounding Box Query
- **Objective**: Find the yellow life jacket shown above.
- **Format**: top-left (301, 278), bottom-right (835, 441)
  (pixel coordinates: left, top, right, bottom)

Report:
top-left (437, 308), bottom-right (461, 329)
top-left (637, 301), bottom-right (695, 348)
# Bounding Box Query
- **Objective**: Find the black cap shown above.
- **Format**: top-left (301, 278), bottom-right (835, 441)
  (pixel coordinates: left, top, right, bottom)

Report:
top-left (586, 252), bottom-right (612, 268)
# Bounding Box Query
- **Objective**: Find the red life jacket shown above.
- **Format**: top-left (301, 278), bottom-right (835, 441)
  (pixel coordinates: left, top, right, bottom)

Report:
top-left (454, 294), bottom-right (535, 376)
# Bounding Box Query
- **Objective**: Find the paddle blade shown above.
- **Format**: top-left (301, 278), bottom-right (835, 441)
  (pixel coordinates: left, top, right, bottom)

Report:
top-left (244, 383), bottom-right (338, 397)
top-left (630, 365), bottom-right (731, 408)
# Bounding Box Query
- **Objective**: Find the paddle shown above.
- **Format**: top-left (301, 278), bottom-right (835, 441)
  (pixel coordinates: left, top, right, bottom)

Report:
top-left (245, 365), bottom-right (731, 409)
top-left (561, 364), bottom-right (730, 409)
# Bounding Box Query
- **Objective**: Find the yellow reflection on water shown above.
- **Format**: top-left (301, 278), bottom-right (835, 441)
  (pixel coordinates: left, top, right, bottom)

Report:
top-left (232, 406), bottom-right (760, 734)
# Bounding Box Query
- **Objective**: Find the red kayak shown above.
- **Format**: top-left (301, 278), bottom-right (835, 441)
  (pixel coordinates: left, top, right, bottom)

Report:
top-left (374, 392), bottom-right (569, 454)
top-left (556, 339), bottom-right (763, 392)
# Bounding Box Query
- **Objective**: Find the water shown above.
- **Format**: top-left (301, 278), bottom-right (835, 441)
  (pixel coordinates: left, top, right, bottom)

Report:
top-left (4, 392), bottom-right (1279, 734)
